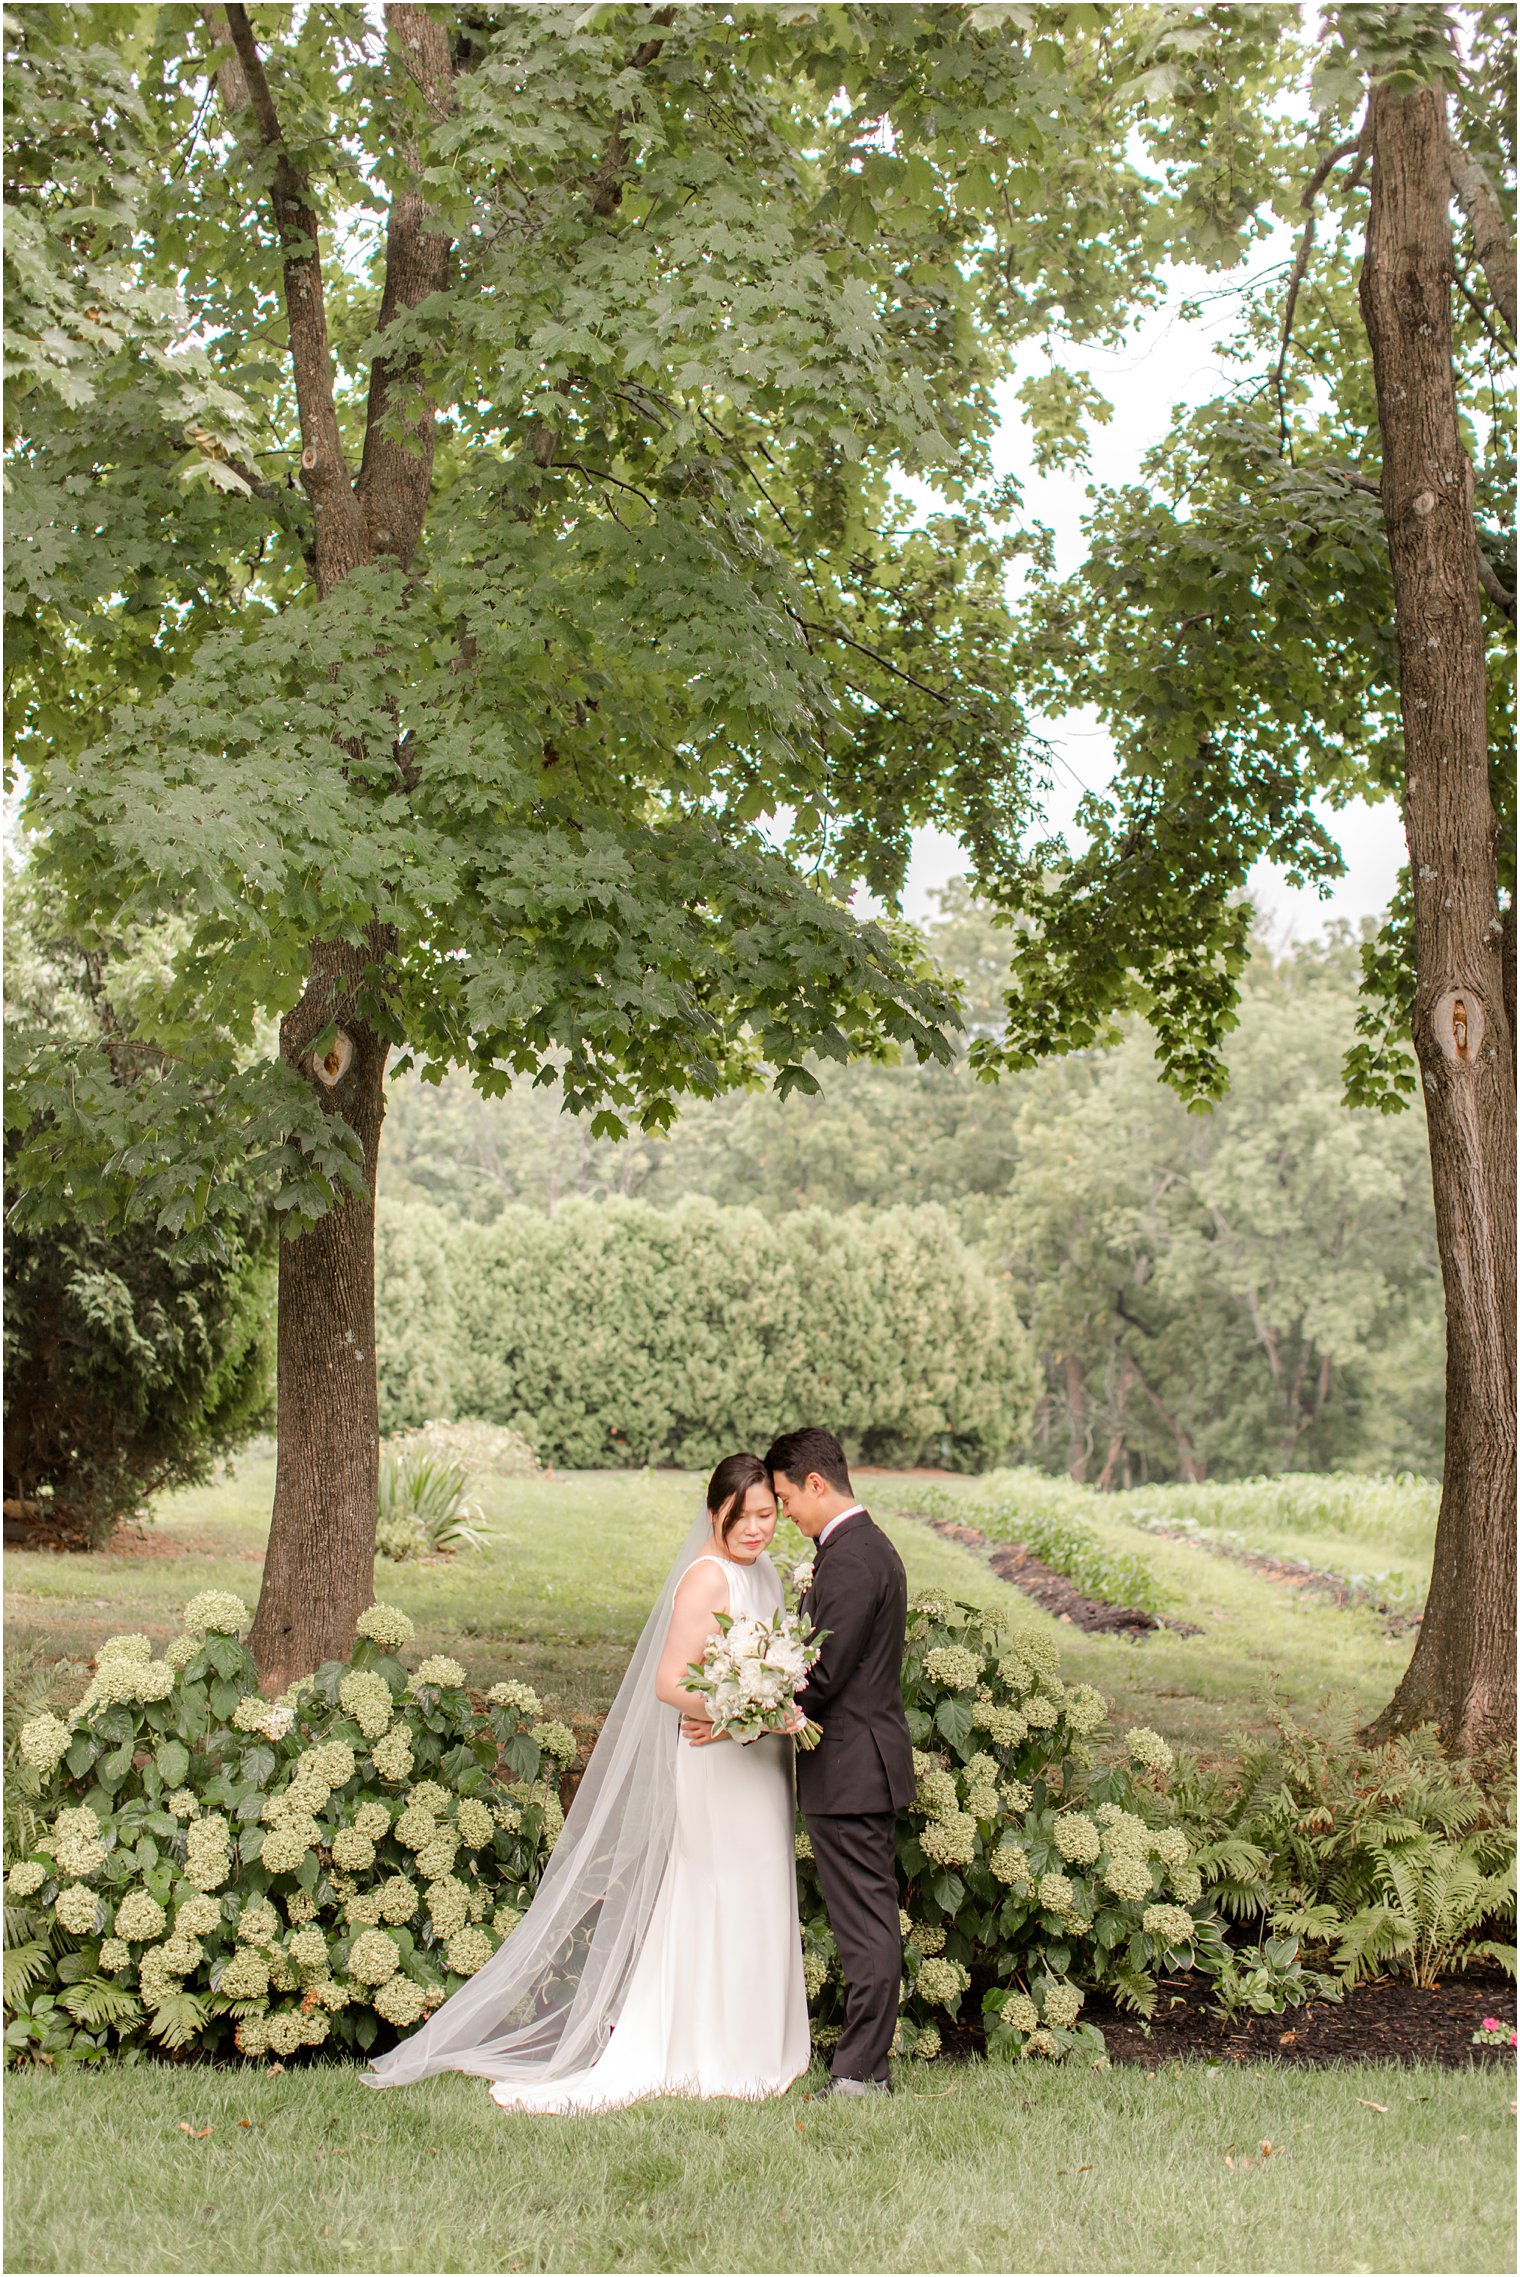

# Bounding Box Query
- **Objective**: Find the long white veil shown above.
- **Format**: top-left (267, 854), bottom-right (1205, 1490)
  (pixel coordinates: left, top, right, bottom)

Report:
top-left (360, 1509), bottom-right (712, 2089)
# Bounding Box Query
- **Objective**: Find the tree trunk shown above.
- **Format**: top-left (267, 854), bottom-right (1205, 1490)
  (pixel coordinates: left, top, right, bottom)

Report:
top-left (1358, 79), bottom-right (1517, 1755)
top-left (1096, 1352), bottom-right (1134, 1491)
top-left (1064, 1352), bottom-right (1090, 1482)
top-left (248, 932), bottom-right (393, 1690)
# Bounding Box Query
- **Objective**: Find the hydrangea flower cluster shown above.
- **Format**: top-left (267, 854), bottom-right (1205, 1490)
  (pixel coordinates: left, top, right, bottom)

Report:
top-left (182, 1591), bottom-right (251, 1636)
top-left (5, 1590), bottom-right (572, 2068)
top-left (339, 1670), bottom-right (395, 1740)
top-left (923, 1645), bottom-right (982, 1693)
top-left (232, 1696), bottom-right (296, 1742)
top-left (356, 1603), bottom-right (416, 1652)
top-left (52, 1806), bottom-right (107, 1879)
top-left (797, 1591), bottom-right (1199, 2071)
top-left (17, 1712), bottom-right (72, 1779)
top-left (1125, 1726), bottom-right (1175, 1776)
top-left (74, 1636), bottom-right (177, 1717)
top-left (915, 1956), bottom-right (971, 2008)
top-left (409, 1656), bottom-right (468, 1692)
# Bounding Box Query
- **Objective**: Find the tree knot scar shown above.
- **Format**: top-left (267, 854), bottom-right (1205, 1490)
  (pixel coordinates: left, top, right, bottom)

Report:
top-left (302, 446), bottom-right (318, 471)
top-left (312, 1029), bottom-right (355, 1088)
top-left (1433, 988), bottom-right (1484, 1066)
top-left (1413, 490), bottom-right (1436, 516)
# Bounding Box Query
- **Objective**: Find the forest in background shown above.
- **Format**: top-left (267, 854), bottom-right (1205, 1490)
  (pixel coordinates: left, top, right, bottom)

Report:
top-left (378, 885), bottom-right (1444, 1486)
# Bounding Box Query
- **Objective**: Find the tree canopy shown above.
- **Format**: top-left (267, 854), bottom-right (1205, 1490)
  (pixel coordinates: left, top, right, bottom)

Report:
top-left (5, 0), bottom-right (1297, 1249)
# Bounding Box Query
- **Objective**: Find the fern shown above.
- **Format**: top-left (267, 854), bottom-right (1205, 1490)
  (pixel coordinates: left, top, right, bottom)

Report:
top-left (146, 1991), bottom-right (208, 2051)
top-left (1190, 1834), bottom-right (1271, 1918)
top-left (1109, 1965), bottom-right (1158, 2017)
top-left (4, 1939), bottom-right (54, 2008)
top-left (1338, 1838), bottom-right (1520, 1987)
top-left (1331, 1900), bottom-right (1413, 1986)
top-left (59, 1976), bottom-right (142, 2029)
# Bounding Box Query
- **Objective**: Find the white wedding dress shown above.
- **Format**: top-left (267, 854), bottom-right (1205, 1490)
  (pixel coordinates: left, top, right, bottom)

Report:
top-left (487, 1548), bottom-right (810, 2115)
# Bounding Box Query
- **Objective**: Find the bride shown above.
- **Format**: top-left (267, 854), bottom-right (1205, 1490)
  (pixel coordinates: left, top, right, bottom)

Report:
top-left (360, 1453), bottom-right (811, 2112)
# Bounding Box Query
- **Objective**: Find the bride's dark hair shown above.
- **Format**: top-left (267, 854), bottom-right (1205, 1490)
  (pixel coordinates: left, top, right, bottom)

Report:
top-left (705, 1451), bottom-right (771, 1542)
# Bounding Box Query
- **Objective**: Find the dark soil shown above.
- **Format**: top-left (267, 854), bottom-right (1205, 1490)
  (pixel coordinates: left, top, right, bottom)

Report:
top-left (935, 1966), bottom-right (1516, 2071)
top-left (1088, 1963), bottom-right (1517, 2070)
top-left (914, 1511), bottom-right (1203, 1640)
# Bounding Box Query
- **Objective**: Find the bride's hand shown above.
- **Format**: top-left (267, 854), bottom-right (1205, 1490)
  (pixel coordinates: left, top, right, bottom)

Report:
top-left (681, 1713), bottom-right (729, 1747)
top-left (780, 1704), bottom-right (806, 1737)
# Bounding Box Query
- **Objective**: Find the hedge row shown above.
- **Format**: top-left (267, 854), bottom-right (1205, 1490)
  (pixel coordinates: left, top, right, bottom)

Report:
top-left (376, 1196), bottom-right (1038, 1472)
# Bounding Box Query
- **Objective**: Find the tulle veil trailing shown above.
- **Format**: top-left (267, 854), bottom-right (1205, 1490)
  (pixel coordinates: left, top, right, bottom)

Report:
top-left (360, 1509), bottom-right (713, 2090)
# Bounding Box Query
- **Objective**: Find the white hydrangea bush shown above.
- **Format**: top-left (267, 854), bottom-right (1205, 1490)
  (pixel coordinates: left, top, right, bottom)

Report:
top-left (4, 1595), bottom-right (573, 2067)
top-left (796, 1596), bottom-right (1224, 2068)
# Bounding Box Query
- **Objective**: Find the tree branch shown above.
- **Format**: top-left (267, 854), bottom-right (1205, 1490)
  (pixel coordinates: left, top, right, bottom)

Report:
top-left (217, 4), bottom-right (368, 594)
top-left (1476, 546), bottom-right (1517, 620)
top-left (1449, 142), bottom-right (1517, 342)
top-left (1273, 136), bottom-right (1365, 454)
top-left (588, 8), bottom-right (676, 216)
top-left (356, 4), bottom-right (455, 567)
top-left (785, 610), bottom-right (953, 705)
top-left (529, 12), bottom-right (676, 471)
top-left (1454, 258), bottom-right (1510, 357)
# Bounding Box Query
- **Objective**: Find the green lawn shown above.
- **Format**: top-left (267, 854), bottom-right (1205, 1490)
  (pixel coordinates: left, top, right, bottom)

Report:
top-left (6, 1455), bottom-right (1421, 1751)
top-left (6, 2056), bottom-right (1512, 2275)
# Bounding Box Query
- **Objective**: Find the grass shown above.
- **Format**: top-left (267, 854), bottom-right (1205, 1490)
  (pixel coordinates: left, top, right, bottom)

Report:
top-left (5, 1458), bottom-right (1434, 1752)
top-left (5, 2055), bottom-right (1513, 2274)
top-left (979, 1466), bottom-right (1438, 1613)
top-left (880, 1475), bottom-right (1433, 1756)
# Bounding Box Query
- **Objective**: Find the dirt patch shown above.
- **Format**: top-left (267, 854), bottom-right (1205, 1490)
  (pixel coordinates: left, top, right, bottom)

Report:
top-left (934, 1965), bottom-right (1515, 2070)
top-left (2, 1515), bottom-right (264, 1563)
top-left (1089, 1963), bottom-right (1515, 2070)
top-left (907, 1509), bottom-right (1202, 1641)
top-left (1141, 1524), bottom-right (1425, 1635)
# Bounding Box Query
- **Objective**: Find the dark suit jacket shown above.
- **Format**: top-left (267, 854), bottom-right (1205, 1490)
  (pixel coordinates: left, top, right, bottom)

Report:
top-left (794, 1509), bottom-right (915, 1817)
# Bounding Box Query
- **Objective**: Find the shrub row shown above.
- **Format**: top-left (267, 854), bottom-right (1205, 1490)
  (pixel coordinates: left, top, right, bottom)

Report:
top-left (376, 1196), bottom-right (1040, 1473)
top-left (10, 1595), bottom-right (1508, 2073)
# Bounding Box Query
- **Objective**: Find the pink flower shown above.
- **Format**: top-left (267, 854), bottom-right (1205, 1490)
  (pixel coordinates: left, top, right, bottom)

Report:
top-left (1481, 2016), bottom-right (1500, 2031)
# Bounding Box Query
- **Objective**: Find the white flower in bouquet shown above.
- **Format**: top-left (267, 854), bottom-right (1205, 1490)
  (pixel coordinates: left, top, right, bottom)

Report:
top-left (684, 1607), bottom-right (825, 1750)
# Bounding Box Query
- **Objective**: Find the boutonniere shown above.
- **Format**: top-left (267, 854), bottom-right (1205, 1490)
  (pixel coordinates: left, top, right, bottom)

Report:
top-left (791, 1559), bottom-right (816, 1597)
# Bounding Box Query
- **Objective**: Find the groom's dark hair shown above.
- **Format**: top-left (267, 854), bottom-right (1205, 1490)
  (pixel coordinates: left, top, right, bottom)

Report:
top-left (764, 1426), bottom-right (851, 1494)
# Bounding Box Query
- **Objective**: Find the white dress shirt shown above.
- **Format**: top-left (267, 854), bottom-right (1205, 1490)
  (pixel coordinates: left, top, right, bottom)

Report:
top-left (817, 1502), bottom-right (865, 1548)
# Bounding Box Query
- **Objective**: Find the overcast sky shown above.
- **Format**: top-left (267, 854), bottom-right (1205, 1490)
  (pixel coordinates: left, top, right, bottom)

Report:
top-left (895, 253), bottom-right (1406, 945)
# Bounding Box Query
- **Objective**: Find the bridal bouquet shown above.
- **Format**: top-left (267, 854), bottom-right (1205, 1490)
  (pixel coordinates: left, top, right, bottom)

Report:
top-left (685, 1608), bottom-right (825, 1750)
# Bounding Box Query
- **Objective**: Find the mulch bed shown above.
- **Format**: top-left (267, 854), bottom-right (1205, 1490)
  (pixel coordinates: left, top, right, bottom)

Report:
top-left (934, 1966), bottom-right (1516, 2071)
top-left (915, 1512), bottom-right (1202, 1640)
top-left (1089, 1963), bottom-right (1517, 2071)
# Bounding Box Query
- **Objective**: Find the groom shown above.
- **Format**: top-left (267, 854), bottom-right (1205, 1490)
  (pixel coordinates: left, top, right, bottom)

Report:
top-left (765, 1426), bottom-right (914, 2099)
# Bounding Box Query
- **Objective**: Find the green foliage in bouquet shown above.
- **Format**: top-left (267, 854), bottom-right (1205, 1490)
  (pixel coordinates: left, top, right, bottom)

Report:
top-left (903, 1484), bottom-right (1165, 1615)
top-left (4, 1596), bottom-right (576, 2067)
top-left (795, 1595), bottom-right (1224, 2066)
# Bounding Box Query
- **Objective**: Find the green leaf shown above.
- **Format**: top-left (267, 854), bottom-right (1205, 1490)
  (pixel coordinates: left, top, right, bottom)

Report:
top-left (155, 1740), bottom-right (189, 1788)
top-left (98, 1742), bottom-right (135, 1792)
